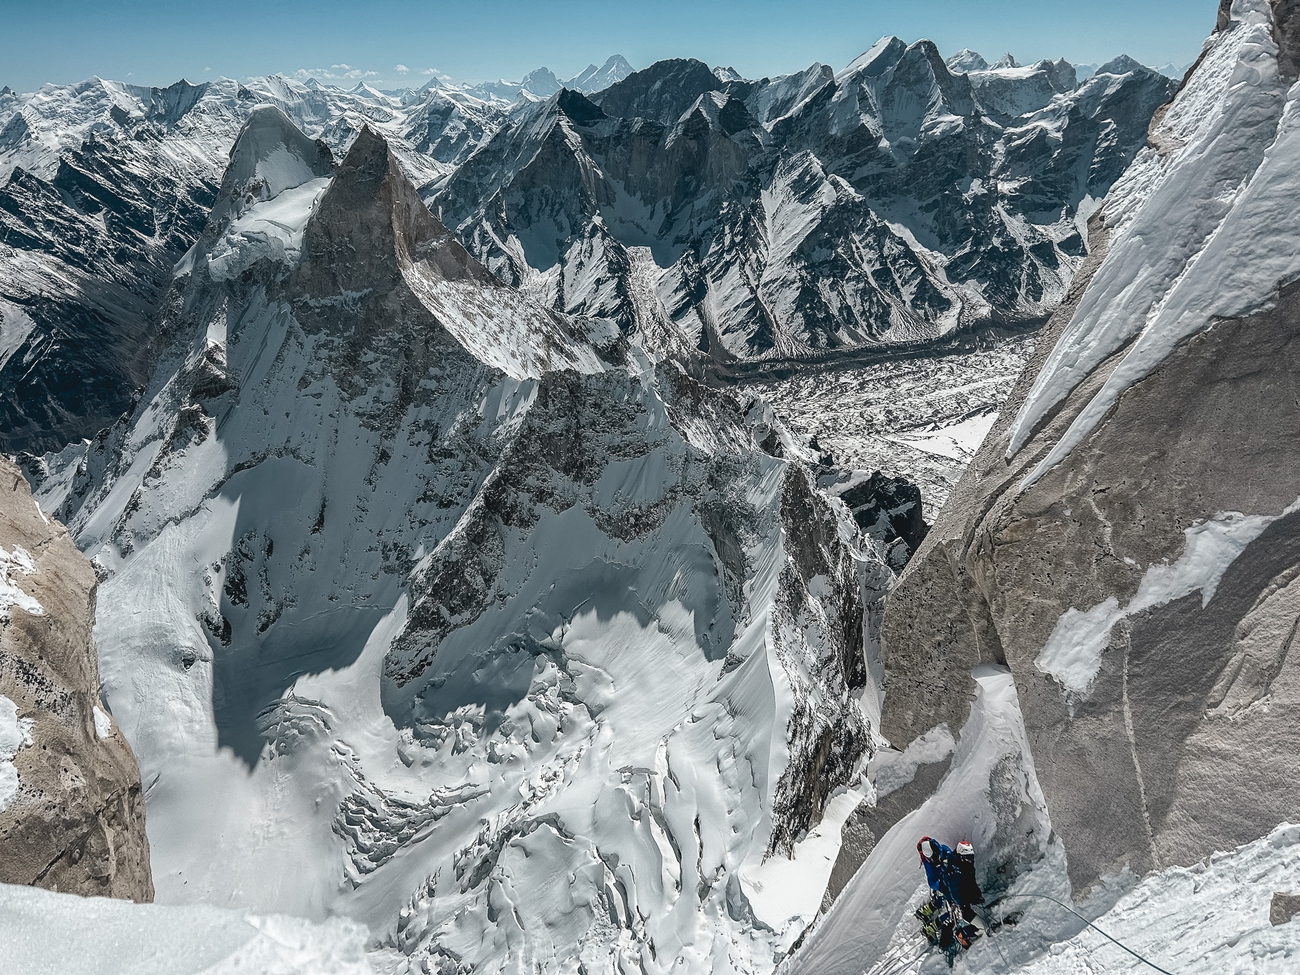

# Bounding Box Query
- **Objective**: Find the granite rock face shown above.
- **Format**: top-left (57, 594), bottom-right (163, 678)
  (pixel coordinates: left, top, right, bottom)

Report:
top-left (879, 0), bottom-right (1300, 893)
top-left (0, 454), bottom-right (152, 899)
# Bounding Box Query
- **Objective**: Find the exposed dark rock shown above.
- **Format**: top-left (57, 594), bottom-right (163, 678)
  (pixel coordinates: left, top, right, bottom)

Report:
top-left (1272, 892), bottom-right (1300, 926)
top-left (595, 58), bottom-right (723, 123)
top-left (838, 472), bottom-right (929, 557)
top-left (556, 88), bottom-right (607, 125)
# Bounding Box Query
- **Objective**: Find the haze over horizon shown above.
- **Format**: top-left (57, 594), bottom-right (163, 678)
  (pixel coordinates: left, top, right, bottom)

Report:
top-left (1, 0), bottom-right (1218, 93)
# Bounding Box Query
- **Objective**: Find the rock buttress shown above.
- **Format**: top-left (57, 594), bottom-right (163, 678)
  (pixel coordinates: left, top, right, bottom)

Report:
top-left (0, 455), bottom-right (153, 899)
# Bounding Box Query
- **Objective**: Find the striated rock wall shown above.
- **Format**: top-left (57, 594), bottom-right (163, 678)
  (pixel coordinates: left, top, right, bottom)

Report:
top-left (0, 454), bottom-right (152, 899)
top-left (878, 0), bottom-right (1300, 893)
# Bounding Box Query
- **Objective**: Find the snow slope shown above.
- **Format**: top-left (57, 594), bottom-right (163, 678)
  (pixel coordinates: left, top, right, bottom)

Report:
top-left (0, 882), bottom-right (376, 975)
top-left (1008, 0), bottom-right (1300, 483)
top-left (795, 822), bottom-right (1300, 975)
top-left (786, 666), bottom-right (1050, 975)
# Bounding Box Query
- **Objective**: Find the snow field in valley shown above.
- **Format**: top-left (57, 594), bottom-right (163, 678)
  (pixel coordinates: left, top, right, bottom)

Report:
top-left (747, 336), bottom-right (1032, 510)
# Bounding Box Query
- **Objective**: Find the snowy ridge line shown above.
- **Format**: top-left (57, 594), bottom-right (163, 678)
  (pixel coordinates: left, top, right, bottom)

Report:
top-left (1007, 0), bottom-right (1300, 484)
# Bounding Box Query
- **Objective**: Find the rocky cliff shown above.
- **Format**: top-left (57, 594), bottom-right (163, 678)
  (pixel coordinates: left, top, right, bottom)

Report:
top-left (0, 453), bottom-right (151, 899)
top-left (880, 0), bottom-right (1300, 893)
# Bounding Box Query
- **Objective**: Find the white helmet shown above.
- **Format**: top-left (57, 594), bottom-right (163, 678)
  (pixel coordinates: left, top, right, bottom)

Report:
top-left (956, 840), bottom-right (974, 855)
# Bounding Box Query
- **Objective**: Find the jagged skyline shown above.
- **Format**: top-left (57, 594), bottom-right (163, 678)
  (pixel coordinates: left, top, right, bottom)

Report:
top-left (2, 0), bottom-right (1217, 93)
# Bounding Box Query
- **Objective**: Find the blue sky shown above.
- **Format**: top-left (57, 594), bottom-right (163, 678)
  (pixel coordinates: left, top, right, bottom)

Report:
top-left (1, 0), bottom-right (1220, 92)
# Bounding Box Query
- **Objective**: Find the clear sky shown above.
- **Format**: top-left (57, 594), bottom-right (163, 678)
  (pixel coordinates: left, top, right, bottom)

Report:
top-left (0, 0), bottom-right (1221, 93)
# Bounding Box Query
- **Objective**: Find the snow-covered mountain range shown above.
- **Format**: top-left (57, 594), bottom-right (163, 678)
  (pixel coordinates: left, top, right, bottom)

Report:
top-left (449, 55), bottom-right (636, 104)
top-left (0, 44), bottom-right (1174, 453)
top-left (6, 6), bottom-right (1299, 974)
top-left (435, 47), bottom-right (1176, 366)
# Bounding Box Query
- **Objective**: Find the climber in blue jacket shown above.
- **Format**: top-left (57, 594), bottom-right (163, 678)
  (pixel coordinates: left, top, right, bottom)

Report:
top-left (917, 836), bottom-right (984, 962)
top-left (918, 836), bottom-right (964, 906)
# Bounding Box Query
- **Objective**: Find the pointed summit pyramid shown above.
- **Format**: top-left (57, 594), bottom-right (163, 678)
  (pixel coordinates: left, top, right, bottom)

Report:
top-left (946, 49), bottom-right (989, 73)
top-left (298, 124), bottom-right (491, 294)
top-left (295, 125), bottom-right (613, 380)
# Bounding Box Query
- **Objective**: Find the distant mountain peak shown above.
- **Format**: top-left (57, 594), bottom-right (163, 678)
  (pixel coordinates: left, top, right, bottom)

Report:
top-left (839, 35), bottom-right (908, 80)
top-left (520, 67), bottom-right (562, 97)
top-left (209, 105), bottom-right (333, 228)
top-left (947, 49), bottom-right (989, 74)
top-left (992, 52), bottom-right (1020, 69)
top-left (565, 54), bottom-right (635, 94)
top-left (1095, 54), bottom-right (1149, 77)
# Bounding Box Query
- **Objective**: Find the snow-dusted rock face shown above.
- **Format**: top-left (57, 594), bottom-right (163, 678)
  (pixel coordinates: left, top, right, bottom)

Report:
top-left (879, 0), bottom-right (1300, 894)
top-left (33, 109), bottom-right (884, 972)
top-left (436, 45), bottom-right (1176, 365)
top-left (0, 454), bottom-right (152, 899)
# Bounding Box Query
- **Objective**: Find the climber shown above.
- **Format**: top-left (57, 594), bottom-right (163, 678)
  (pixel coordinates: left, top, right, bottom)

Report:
top-left (954, 839), bottom-right (985, 921)
top-left (917, 837), bottom-right (962, 907)
top-left (916, 836), bottom-right (982, 963)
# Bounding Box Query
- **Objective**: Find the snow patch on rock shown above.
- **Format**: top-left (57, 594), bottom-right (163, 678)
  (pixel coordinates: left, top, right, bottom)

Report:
top-left (0, 544), bottom-right (42, 620)
top-left (1037, 500), bottom-right (1300, 697)
top-left (92, 705), bottom-right (114, 740)
top-left (0, 695), bottom-right (34, 812)
top-left (872, 723), bottom-right (957, 800)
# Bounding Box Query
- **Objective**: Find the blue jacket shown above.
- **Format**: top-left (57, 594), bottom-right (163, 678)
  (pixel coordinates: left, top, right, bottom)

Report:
top-left (919, 839), bottom-right (963, 905)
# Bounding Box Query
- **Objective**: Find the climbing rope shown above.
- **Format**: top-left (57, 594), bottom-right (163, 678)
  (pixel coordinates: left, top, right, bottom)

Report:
top-left (999, 892), bottom-right (1177, 975)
